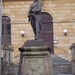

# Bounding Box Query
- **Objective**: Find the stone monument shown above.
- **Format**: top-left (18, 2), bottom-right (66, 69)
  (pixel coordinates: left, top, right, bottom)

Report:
top-left (28, 0), bottom-right (42, 40)
top-left (18, 0), bottom-right (53, 75)
top-left (18, 40), bottom-right (53, 75)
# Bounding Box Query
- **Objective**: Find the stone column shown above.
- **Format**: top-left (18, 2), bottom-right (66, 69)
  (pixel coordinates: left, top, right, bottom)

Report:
top-left (70, 43), bottom-right (75, 75)
top-left (10, 50), bottom-right (14, 63)
top-left (18, 40), bottom-right (53, 75)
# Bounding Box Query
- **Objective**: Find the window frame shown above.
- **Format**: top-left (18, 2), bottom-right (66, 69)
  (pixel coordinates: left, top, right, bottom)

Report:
top-left (2, 16), bottom-right (11, 45)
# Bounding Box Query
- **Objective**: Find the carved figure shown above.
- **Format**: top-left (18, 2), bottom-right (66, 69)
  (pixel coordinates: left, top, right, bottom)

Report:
top-left (28, 0), bottom-right (42, 40)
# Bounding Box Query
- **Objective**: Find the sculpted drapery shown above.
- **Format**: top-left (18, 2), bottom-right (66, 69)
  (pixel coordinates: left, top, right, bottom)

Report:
top-left (28, 0), bottom-right (42, 40)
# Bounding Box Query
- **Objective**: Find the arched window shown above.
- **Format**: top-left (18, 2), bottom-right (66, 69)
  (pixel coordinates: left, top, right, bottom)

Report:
top-left (2, 16), bottom-right (11, 45)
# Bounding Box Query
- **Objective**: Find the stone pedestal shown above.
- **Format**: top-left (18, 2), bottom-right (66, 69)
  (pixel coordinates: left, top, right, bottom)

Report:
top-left (18, 40), bottom-right (53, 75)
top-left (2, 46), bottom-right (14, 63)
top-left (2, 46), bottom-right (14, 75)
top-left (70, 43), bottom-right (75, 62)
top-left (70, 43), bottom-right (75, 75)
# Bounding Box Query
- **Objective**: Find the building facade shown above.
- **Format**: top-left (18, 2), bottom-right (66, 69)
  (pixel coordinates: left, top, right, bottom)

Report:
top-left (2, 0), bottom-right (75, 63)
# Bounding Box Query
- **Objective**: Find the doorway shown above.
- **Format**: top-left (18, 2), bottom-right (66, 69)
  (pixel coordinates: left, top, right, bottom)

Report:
top-left (39, 12), bottom-right (54, 53)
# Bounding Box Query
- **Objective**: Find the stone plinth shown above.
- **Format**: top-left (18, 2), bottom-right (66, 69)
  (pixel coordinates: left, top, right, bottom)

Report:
top-left (2, 46), bottom-right (14, 63)
top-left (2, 46), bottom-right (14, 75)
top-left (18, 40), bottom-right (53, 75)
top-left (70, 43), bottom-right (75, 62)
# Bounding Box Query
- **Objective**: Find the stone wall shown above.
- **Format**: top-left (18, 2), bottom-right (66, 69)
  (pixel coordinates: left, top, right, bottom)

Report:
top-left (2, 0), bottom-right (75, 63)
top-left (2, 0), bottom-right (34, 63)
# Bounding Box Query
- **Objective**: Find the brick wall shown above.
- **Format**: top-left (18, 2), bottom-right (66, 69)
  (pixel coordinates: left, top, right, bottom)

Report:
top-left (2, 0), bottom-right (75, 63)
top-left (2, 0), bottom-right (35, 63)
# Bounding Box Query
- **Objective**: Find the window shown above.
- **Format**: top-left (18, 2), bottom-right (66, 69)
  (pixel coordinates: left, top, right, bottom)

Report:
top-left (2, 16), bottom-right (11, 45)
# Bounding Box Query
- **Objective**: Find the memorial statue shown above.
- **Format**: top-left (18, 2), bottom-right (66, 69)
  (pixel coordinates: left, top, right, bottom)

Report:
top-left (28, 0), bottom-right (42, 40)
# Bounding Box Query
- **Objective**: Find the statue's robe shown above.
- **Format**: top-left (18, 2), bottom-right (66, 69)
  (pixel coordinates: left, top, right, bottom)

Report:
top-left (28, 1), bottom-right (42, 36)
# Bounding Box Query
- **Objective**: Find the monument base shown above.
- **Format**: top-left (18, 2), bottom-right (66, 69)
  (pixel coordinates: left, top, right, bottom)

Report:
top-left (18, 40), bottom-right (53, 75)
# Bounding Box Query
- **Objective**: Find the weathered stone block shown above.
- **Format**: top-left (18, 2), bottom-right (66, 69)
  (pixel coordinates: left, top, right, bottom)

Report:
top-left (18, 40), bottom-right (53, 75)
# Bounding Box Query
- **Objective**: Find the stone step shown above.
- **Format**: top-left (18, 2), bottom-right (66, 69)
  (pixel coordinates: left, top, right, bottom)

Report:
top-left (51, 54), bottom-right (72, 75)
top-left (58, 74), bottom-right (72, 75)
top-left (58, 54), bottom-right (71, 61)
top-left (8, 64), bottom-right (19, 75)
top-left (52, 64), bottom-right (72, 75)
top-left (52, 60), bottom-right (70, 63)
top-left (53, 63), bottom-right (71, 65)
top-left (51, 54), bottom-right (71, 63)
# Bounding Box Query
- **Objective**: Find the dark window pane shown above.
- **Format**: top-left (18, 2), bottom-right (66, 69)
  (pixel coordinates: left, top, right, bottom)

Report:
top-left (7, 24), bottom-right (10, 30)
top-left (6, 36), bottom-right (11, 45)
top-left (2, 24), bottom-right (4, 30)
top-left (1, 36), bottom-right (5, 45)
top-left (2, 18), bottom-right (4, 23)
top-left (2, 24), bottom-right (4, 35)
top-left (2, 30), bottom-right (4, 35)
top-left (6, 31), bottom-right (10, 35)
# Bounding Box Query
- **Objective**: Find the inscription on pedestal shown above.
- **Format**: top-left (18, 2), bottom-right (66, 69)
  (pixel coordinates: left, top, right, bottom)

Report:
top-left (22, 57), bottom-right (47, 75)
